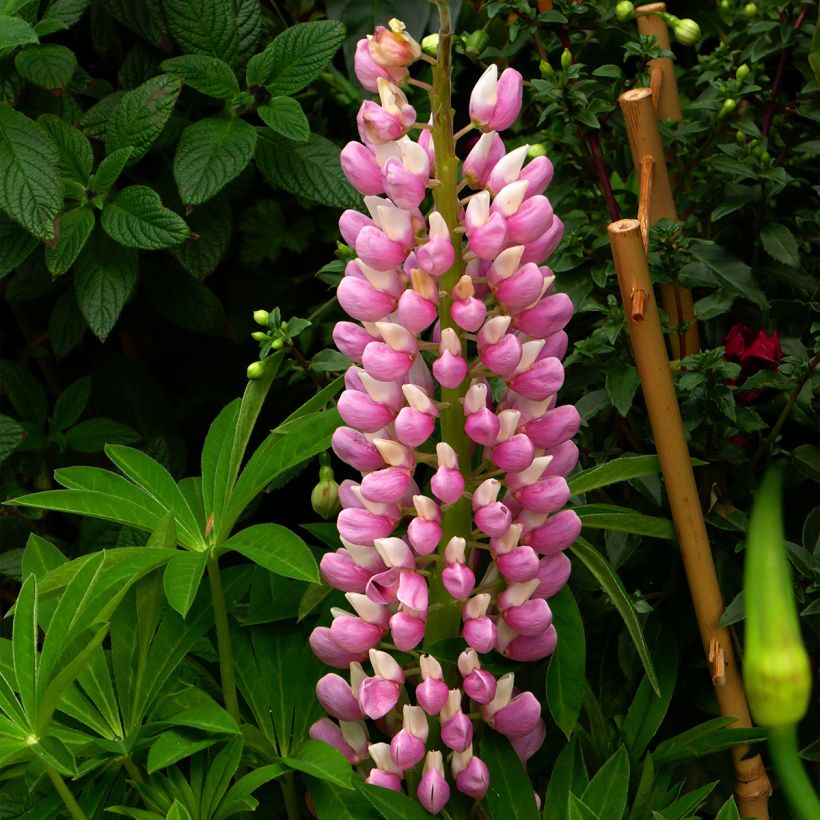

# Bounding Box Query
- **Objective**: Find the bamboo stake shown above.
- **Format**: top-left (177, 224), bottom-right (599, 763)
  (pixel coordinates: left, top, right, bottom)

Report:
top-left (619, 87), bottom-right (699, 359)
top-left (635, 3), bottom-right (682, 121)
top-left (608, 219), bottom-right (771, 819)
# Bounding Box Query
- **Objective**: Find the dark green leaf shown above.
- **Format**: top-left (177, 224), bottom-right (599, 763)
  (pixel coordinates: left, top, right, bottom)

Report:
top-left (355, 782), bottom-right (430, 819)
top-left (568, 795), bottom-right (600, 820)
top-left (0, 212), bottom-right (38, 277)
top-left (174, 116), bottom-right (257, 205)
top-left (0, 414), bottom-right (25, 467)
top-left (49, 287), bottom-right (86, 359)
top-left (161, 55), bottom-right (240, 99)
top-left (657, 782), bottom-right (717, 820)
top-left (258, 97), bottom-right (309, 142)
top-left (92, 148), bottom-right (134, 193)
top-left (45, 207), bottom-right (95, 276)
top-left (0, 104), bottom-right (62, 240)
top-left (0, 360), bottom-right (47, 424)
top-left (653, 718), bottom-right (765, 766)
top-left (0, 15), bottom-right (39, 48)
top-left (569, 456), bottom-right (667, 496)
top-left (714, 797), bottom-right (741, 820)
top-left (170, 196), bottom-right (231, 276)
top-left (574, 506), bottom-right (676, 539)
top-left (147, 729), bottom-right (219, 773)
top-left (222, 523), bottom-right (319, 583)
top-left (689, 242), bottom-right (768, 308)
top-left (52, 377), bottom-right (91, 432)
top-left (605, 362), bottom-right (640, 417)
top-left (15, 44), bottom-right (76, 90)
top-left (283, 739), bottom-right (353, 789)
top-left (581, 746), bottom-right (629, 819)
top-left (547, 586), bottom-right (586, 737)
top-left (37, 114), bottom-right (93, 185)
top-left (483, 729), bottom-right (540, 820)
top-left (215, 764), bottom-right (288, 820)
top-left (101, 185), bottom-right (189, 249)
top-left (164, 0), bottom-right (239, 65)
top-left (307, 778), bottom-right (380, 820)
top-left (65, 418), bottom-right (140, 452)
top-left (759, 223), bottom-right (800, 267)
top-left (544, 735), bottom-right (586, 820)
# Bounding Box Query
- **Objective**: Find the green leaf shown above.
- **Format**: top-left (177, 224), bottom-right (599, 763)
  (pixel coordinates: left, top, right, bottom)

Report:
top-left (258, 97), bottom-right (309, 143)
top-left (65, 418), bottom-right (140, 452)
top-left (156, 703), bottom-right (239, 736)
top-left (201, 736), bottom-right (243, 818)
top-left (0, 360), bottom-right (47, 424)
top-left (255, 131), bottom-right (360, 210)
top-left (52, 377), bottom-right (91, 432)
top-left (283, 739), bottom-right (353, 789)
top-left (714, 796), bottom-right (741, 820)
top-left (547, 586), bottom-right (586, 737)
top-left (0, 414), bottom-right (25, 467)
top-left (147, 729), bottom-right (219, 773)
top-left (355, 782), bottom-right (430, 820)
top-left (42, 0), bottom-right (91, 29)
top-left (574, 506), bottom-right (676, 539)
top-left (605, 362), bottom-right (640, 417)
top-left (307, 778), bottom-right (380, 820)
top-left (200, 399), bottom-right (240, 538)
top-left (0, 212), bottom-right (38, 277)
top-left (45, 207), bottom-right (94, 276)
top-left (246, 20), bottom-right (345, 95)
top-left (544, 735), bottom-right (586, 820)
top-left (653, 717), bottom-right (766, 766)
top-left (0, 104), bottom-right (62, 240)
top-left (36, 114), bottom-right (93, 186)
top-left (221, 524), bottom-right (319, 583)
top-left (49, 288), bottom-right (86, 359)
top-left (92, 147), bottom-right (134, 193)
top-left (174, 116), bottom-right (256, 206)
top-left (105, 74), bottom-right (182, 162)
top-left (170, 196), bottom-right (231, 276)
top-left (163, 552), bottom-right (207, 616)
top-left (276, 374), bottom-right (344, 429)
top-left (12, 575), bottom-right (38, 720)
top-left (215, 764), bottom-right (288, 820)
top-left (657, 782), bottom-right (717, 820)
top-left (689, 242), bottom-right (768, 308)
top-left (161, 55), bottom-right (239, 99)
top-left (569, 456), bottom-right (664, 496)
top-left (15, 44), bottom-right (76, 90)
top-left (223, 409), bottom-right (340, 536)
top-left (164, 0), bottom-right (239, 65)
top-left (760, 222), bottom-right (800, 267)
top-left (581, 746), bottom-right (629, 819)
top-left (0, 15), bottom-right (38, 48)
top-left (101, 185), bottom-right (189, 249)
top-left (73, 229), bottom-right (138, 341)
top-left (483, 729), bottom-right (540, 820)
top-left (568, 795), bottom-right (600, 820)
top-left (570, 538), bottom-right (659, 694)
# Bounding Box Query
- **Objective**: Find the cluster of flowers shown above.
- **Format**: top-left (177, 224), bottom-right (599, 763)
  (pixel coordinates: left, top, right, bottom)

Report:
top-left (308, 19), bottom-right (580, 813)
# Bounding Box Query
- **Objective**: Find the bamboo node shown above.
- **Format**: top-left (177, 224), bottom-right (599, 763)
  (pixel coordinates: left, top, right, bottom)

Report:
top-left (709, 638), bottom-right (727, 686)
top-left (630, 287), bottom-right (648, 322)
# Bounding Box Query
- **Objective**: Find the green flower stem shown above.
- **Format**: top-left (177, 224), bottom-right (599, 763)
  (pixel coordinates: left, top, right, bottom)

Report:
top-left (280, 771), bottom-right (301, 820)
top-left (122, 755), bottom-right (143, 784)
top-left (424, 0), bottom-right (473, 651)
top-left (206, 556), bottom-right (241, 724)
top-left (767, 725), bottom-right (820, 820)
top-left (45, 764), bottom-right (86, 820)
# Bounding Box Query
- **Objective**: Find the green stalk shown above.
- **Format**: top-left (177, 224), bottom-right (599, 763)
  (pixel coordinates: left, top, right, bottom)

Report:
top-left (424, 0), bottom-right (474, 650)
top-left (767, 725), bottom-right (820, 820)
top-left (280, 771), bottom-right (302, 820)
top-left (45, 764), bottom-right (86, 820)
top-left (206, 556), bottom-right (241, 724)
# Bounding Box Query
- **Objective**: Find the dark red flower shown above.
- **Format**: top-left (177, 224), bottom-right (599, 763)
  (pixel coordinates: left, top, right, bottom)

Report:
top-left (723, 323), bottom-right (782, 378)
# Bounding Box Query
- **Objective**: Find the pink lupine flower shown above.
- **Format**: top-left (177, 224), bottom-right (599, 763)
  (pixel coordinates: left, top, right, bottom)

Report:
top-left (358, 649), bottom-right (404, 719)
top-left (354, 39), bottom-right (407, 93)
top-left (416, 654), bottom-right (450, 715)
top-left (465, 191), bottom-right (507, 258)
top-left (469, 65), bottom-right (523, 132)
top-left (390, 705), bottom-right (428, 769)
top-left (316, 668), bottom-right (366, 721)
top-left (417, 751), bottom-right (450, 814)
top-left (458, 649), bottom-right (497, 704)
top-left (407, 495), bottom-right (442, 555)
top-left (340, 141), bottom-right (385, 195)
top-left (440, 689), bottom-right (473, 752)
top-left (462, 131), bottom-right (506, 187)
top-left (441, 536), bottom-right (476, 600)
top-left (482, 674), bottom-right (542, 737)
top-left (452, 747), bottom-right (490, 798)
top-left (366, 742), bottom-right (404, 791)
top-left (462, 593), bottom-right (497, 653)
top-left (451, 274), bottom-right (487, 331)
top-left (310, 718), bottom-right (369, 764)
top-left (368, 21), bottom-right (421, 68)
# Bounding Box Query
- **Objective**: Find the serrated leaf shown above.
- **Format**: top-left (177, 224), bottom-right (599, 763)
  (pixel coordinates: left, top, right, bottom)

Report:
top-left (689, 242), bottom-right (768, 308)
top-left (92, 148), bottom-right (134, 193)
top-left (52, 377), bottom-right (92, 432)
top-left (105, 74), bottom-right (181, 162)
top-left (163, 551), bottom-right (207, 616)
top-left (0, 104), bottom-right (62, 240)
top-left (73, 230), bottom-right (138, 341)
top-left (161, 55), bottom-right (239, 99)
top-left (283, 739), bottom-right (353, 789)
top-left (171, 196), bottom-right (231, 276)
top-left (0, 360), bottom-right (47, 424)
top-left (0, 212), bottom-right (38, 276)
top-left (235, 0), bottom-right (262, 65)
top-left (482, 729), bottom-right (540, 820)
top-left (547, 586), bottom-right (586, 737)
top-left (255, 130), bottom-right (359, 209)
top-left (36, 114), bottom-right (93, 186)
top-left (164, 0), bottom-right (239, 63)
top-left (257, 97), bottom-right (309, 142)
top-left (221, 524), bottom-right (319, 583)
top-left (760, 223), bottom-right (800, 267)
top-left (246, 20), bottom-right (345, 95)
top-left (101, 185), bottom-right (189, 249)
top-left (0, 15), bottom-right (38, 48)
top-left (174, 116), bottom-right (256, 205)
top-left (43, 0), bottom-right (91, 28)
top-left (143, 262), bottom-right (226, 335)
top-left (0, 414), bottom-right (25, 466)
top-left (45, 207), bottom-right (94, 276)
top-left (65, 418), bottom-right (140, 452)
top-left (49, 287), bottom-right (86, 358)
top-left (100, 0), bottom-right (168, 47)
top-left (15, 44), bottom-right (76, 90)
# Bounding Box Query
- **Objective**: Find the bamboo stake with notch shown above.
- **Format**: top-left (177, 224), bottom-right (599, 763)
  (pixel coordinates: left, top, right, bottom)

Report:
top-left (635, 2), bottom-right (682, 120)
top-left (607, 219), bottom-right (771, 819)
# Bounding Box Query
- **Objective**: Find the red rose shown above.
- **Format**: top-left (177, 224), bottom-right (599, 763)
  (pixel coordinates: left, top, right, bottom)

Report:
top-left (723, 323), bottom-right (782, 378)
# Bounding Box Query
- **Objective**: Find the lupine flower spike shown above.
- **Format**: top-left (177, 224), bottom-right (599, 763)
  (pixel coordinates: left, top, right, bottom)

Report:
top-left (310, 4), bottom-right (578, 811)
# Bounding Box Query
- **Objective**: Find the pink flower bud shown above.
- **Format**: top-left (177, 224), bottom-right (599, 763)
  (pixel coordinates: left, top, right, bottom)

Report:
top-left (493, 263), bottom-right (544, 314)
top-left (505, 195), bottom-right (554, 247)
top-left (520, 216), bottom-right (564, 265)
top-left (356, 226), bottom-right (407, 270)
top-left (416, 655), bottom-right (450, 714)
top-left (509, 357), bottom-right (565, 401)
top-left (524, 404), bottom-right (580, 450)
top-left (513, 476), bottom-right (570, 514)
top-left (488, 690), bottom-right (541, 738)
top-left (502, 625), bottom-right (558, 661)
top-left (339, 209), bottom-right (376, 248)
top-left (320, 550), bottom-right (374, 592)
top-left (455, 754), bottom-right (490, 798)
top-left (527, 509), bottom-right (582, 555)
top-left (329, 614), bottom-right (384, 655)
top-left (542, 440), bottom-right (579, 477)
top-left (358, 675), bottom-right (401, 719)
top-left (366, 768), bottom-right (402, 790)
top-left (354, 39), bottom-right (407, 93)
top-left (441, 711), bottom-right (473, 752)
top-left (463, 616), bottom-right (497, 653)
top-left (337, 507), bottom-right (395, 545)
top-left (360, 467), bottom-right (413, 504)
top-left (510, 719), bottom-right (546, 762)
top-left (340, 142), bottom-right (385, 195)
top-left (513, 292), bottom-right (573, 338)
top-left (539, 330), bottom-right (569, 361)
top-left (309, 626), bottom-right (366, 668)
top-left (361, 341), bottom-right (414, 382)
top-left (316, 673), bottom-right (365, 721)
top-left (451, 295), bottom-right (487, 332)
top-left (390, 728), bottom-right (426, 770)
top-left (475, 502), bottom-right (513, 537)
top-left (389, 611), bottom-right (426, 651)
top-left (480, 333), bottom-right (522, 377)
top-left (357, 100), bottom-right (408, 145)
top-left (502, 597), bottom-right (552, 637)
top-left (533, 552), bottom-right (572, 598)
top-left (407, 517), bottom-right (442, 555)
top-left (417, 751), bottom-right (450, 814)
top-left (337, 390), bottom-right (396, 433)
top-left (368, 23), bottom-right (421, 68)
top-left (492, 434), bottom-right (535, 473)
top-left (383, 156), bottom-right (426, 209)
top-left (333, 321), bottom-right (378, 361)
top-left (469, 65), bottom-right (523, 132)
top-left (337, 276), bottom-right (396, 323)
top-left (465, 407), bottom-right (500, 446)
top-left (442, 563), bottom-right (476, 600)
top-left (519, 155), bottom-right (554, 197)
top-left (462, 131), bottom-right (506, 187)
top-left (487, 144), bottom-right (529, 195)
top-left (397, 288), bottom-right (437, 334)
top-left (394, 407), bottom-right (435, 447)
top-left (332, 427), bottom-right (385, 472)
top-left (397, 571), bottom-right (428, 612)
top-left (433, 349), bottom-right (468, 389)
top-left (462, 668), bottom-right (497, 704)
top-left (467, 209), bottom-right (507, 259)
top-left (309, 718), bottom-right (361, 763)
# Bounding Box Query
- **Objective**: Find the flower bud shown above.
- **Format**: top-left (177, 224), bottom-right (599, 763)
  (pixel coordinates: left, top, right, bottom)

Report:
top-left (539, 59), bottom-right (553, 79)
top-left (421, 33), bottom-right (439, 57)
top-left (736, 63), bottom-right (750, 82)
top-left (615, 1), bottom-right (634, 21)
top-left (743, 3), bottom-right (757, 17)
top-left (719, 98), bottom-right (737, 118)
top-left (560, 48), bottom-right (572, 70)
top-left (251, 331), bottom-right (268, 342)
top-left (253, 309), bottom-right (270, 326)
top-left (246, 361), bottom-right (265, 380)
top-left (311, 462), bottom-right (341, 520)
top-left (465, 29), bottom-right (489, 54)
top-left (674, 18), bottom-right (701, 46)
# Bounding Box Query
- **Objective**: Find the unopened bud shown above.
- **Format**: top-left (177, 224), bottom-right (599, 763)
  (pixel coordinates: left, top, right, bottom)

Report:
top-left (560, 48), bottom-right (572, 69)
top-left (465, 30), bottom-right (489, 54)
top-left (251, 331), bottom-right (268, 342)
top-left (674, 18), bottom-right (701, 46)
top-left (271, 338), bottom-right (284, 350)
top-left (312, 468), bottom-right (341, 519)
top-left (744, 467), bottom-right (812, 728)
top-left (736, 64), bottom-right (750, 82)
top-left (422, 33), bottom-right (439, 57)
top-left (539, 59), bottom-right (553, 79)
top-left (247, 361), bottom-right (265, 380)
top-left (718, 98), bottom-right (737, 117)
top-left (253, 309), bottom-right (270, 326)
top-left (743, 3), bottom-right (757, 17)
top-left (614, 1), bottom-right (634, 21)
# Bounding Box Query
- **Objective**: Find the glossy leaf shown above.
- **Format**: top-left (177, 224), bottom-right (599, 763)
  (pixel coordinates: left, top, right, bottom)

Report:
top-left (581, 746), bottom-right (629, 820)
top-left (547, 586), bottom-right (586, 737)
top-left (221, 523), bottom-right (319, 583)
top-left (355, 782), bottom-right (430, 820)
top-left (653, 717), bottom-right (766, 766)
top-left (12, 575), bottom-right (38, 720)
top-left (482, 729), bottom-right (540, 820)
top-left (163, 551), bottom-right (207, 616)
top-left (283, 739), bottom-right (353, 789)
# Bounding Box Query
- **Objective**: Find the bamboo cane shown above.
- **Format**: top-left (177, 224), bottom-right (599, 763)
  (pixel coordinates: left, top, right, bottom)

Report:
top-left (635, 2), bottom-right (682, 121)
top-left (619, 87), bottom-right (700, 359)
top-left (607, 219), bottom-right (771, 819)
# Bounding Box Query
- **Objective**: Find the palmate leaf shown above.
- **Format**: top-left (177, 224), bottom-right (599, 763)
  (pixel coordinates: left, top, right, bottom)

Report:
top-left (0, 104), bottom-right (62, 240)
top-left (162, 551), bottom-right (207, 616)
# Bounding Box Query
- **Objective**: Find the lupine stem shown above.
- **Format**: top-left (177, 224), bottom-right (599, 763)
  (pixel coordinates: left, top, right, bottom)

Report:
top-left (424, 0), bottom-right (473, 651)
top-left (767, 725), bottom-right (820, 820)
top-left (45, 764), bottom-right (86, 820)
top-left (206, 556), bottom-right (241, 724)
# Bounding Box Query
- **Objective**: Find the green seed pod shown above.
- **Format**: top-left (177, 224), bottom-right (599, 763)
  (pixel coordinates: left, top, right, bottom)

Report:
top-left (735, 129), bottom-right (746, 144)
top-left (736, 63), bottom-right (750, 82)
top-left (744, 467), bottom-right (812, 728)
top-left (539, 59), bottom-right (554, 79)
top-left (560, 48), bottom-right (572, 69)
top-left (247, 361), bottom-right (265, 380)
top-left (719, 98), bottom-right (737, 117)
top-left (422, 33), bottom-right (439, 57)
top-left (465, 30), bottom-right (489, 54)
top-left (251, 331), bottom-right (268, 342)
top-left (615, 1), bottom-right (635, 22)
top-left (253, 309), bottom-right (270, 326)
top-left (311, 464), bottom-right (341, 520)
top-left (674, 18), bottom-right (701, 46)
